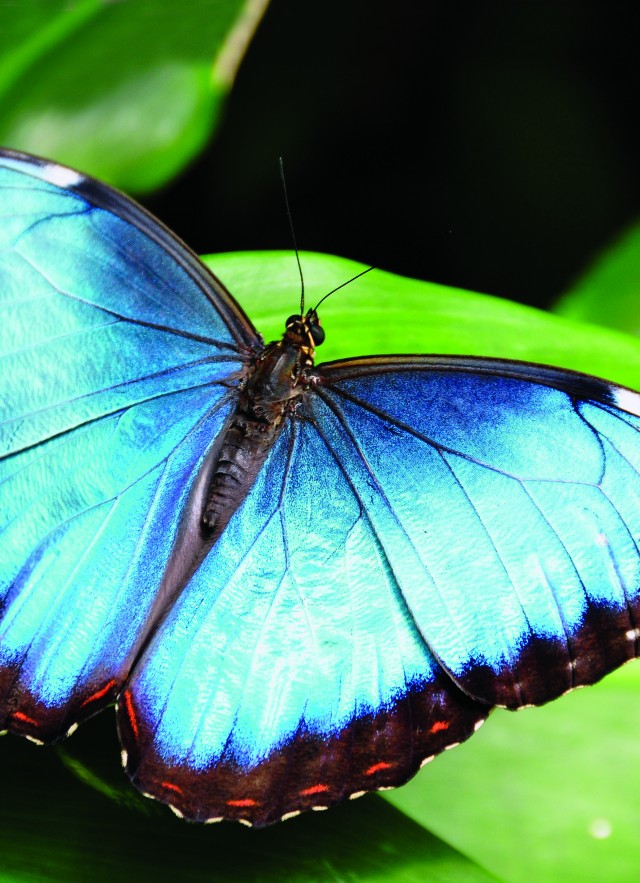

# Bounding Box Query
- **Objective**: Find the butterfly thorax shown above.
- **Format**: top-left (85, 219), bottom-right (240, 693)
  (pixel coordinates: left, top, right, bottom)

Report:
top-left (201, 310), bottom-right (323, 539)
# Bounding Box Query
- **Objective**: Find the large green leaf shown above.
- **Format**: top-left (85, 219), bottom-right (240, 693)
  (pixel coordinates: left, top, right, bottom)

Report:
top-left (385, 662), bottom-right (640, 883)
top-left (554, 220), bottom-right (640, 336)
top-left (0, 0), bottom-right (268, 193)
top-left (1, 719), bottom-right (496, 882)
top-left (4, 251), bottom-right (640, 880)
top-left (206, 250), bottom-right (640, 390)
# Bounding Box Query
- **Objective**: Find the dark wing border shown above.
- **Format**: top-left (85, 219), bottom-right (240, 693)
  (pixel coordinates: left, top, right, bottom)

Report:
top-left (315, 353), bottom-right (640, 415)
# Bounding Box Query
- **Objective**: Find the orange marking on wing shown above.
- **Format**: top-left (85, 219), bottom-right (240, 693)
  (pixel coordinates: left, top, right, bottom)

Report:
top-left (161, 781), bottom-right (183, 795)
top-left (12, 711), bottom-right (38, 727)
top-left (365, 761), bottom-right (394, 776)
top-left (122, 691), bottom-right (139, 739)
top-left (429, 720), bottom-right (449, 733)
top-left (226, 798), bottom-right (258, 808)
top-left (299, 784), bottom-right (330, 796)
top-left (80, 678), bottom-right (117, 707)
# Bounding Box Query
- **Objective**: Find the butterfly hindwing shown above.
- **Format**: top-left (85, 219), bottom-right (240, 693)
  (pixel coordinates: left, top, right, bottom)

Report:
top-left (0, 150), bottom-right (255, 741)
top-left (119, 417), bottom-right (487, 825)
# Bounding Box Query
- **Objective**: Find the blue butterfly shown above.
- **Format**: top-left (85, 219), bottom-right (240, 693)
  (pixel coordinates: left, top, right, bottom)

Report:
top-left (1, 148), bottom-right (639, 827)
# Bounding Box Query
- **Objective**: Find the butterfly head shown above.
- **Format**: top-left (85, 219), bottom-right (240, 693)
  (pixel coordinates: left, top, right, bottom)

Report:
top-left (284, 309), bottom-right (325, 357)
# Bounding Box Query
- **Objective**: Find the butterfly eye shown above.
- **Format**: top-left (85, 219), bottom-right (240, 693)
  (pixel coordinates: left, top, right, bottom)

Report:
top-left (310, 323), bottom-right (325, 346)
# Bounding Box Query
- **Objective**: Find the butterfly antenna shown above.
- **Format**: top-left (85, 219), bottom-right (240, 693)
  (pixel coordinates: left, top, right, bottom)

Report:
top-left (313, 265), bottom-right (376, 312)
top-left (279, 157), bottom-right (305, 314)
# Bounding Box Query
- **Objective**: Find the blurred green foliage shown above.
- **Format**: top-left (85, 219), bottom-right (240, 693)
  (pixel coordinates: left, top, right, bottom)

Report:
top-left (0, 0), bottom-right (268, 192)
top-left (555, 220), bottom-right (640, 337)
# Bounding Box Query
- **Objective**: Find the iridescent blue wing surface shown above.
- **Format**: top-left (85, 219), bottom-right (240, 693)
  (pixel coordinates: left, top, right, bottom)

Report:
top-left (119, 356), bottom-right (640, 825)
top-left (316, 358), bottom-right (640, 707)
top-left (119, 414), bottom-right (487, 826)
top-left (0, 150), bottom-right (258, 741)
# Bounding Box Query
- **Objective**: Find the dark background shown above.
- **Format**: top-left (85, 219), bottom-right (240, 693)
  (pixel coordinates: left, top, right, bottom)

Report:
top-left (147, 0), bottom-right (640, 309)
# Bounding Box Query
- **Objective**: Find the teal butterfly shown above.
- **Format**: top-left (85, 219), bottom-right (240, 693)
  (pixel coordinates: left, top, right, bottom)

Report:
top-left (1, 149), bottom-right (639, 826)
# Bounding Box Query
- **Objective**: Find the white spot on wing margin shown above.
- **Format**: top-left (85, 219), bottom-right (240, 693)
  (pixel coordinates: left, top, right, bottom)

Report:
top-left (43, 163), bottom-right (83, 189)
top-left (613, 387), bottom-right (640, 417)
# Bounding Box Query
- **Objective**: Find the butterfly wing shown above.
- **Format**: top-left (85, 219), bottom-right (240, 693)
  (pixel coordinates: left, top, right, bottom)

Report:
top-left (0, 150), bottom-right (257, 741)
top-left (316, 356), bottom-right (640, 708)
top-left (119, 416), bottom-right (487, 825)
top-left (119, 355), bottom-right (640, 825)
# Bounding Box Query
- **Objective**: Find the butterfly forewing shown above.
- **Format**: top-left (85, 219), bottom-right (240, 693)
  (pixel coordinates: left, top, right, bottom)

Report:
top-left (0, 150), bottom-right (256, 741)
top-left (316, 357), bottom-right (640, 707)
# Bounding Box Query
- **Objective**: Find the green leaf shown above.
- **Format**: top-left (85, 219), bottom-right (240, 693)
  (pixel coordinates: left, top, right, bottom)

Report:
top-left (384, 662), bottom-right (640, 883)
top-left (205, 250), bottom-right (640, 390)
top-left (0, 0), bottom-right (268, 193)
top-left (0, 717), bottom-right (496, 882)
top-left (554, 220), bottom-right (640, 336)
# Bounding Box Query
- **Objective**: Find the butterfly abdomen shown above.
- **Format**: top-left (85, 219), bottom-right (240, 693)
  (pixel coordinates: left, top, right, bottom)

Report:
top-left (201, 417), bottom-right (280, 537)
top-left (202, 336), bottom-right (310, 539)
